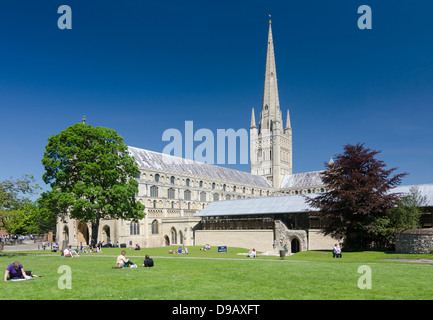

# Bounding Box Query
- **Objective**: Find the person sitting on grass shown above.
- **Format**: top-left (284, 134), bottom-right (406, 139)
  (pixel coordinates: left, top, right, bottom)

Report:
top-left (63, 245), bottom-right (79, 257)
top-left (114, 250), bottom-right (137, 268)
top-left (142, 255), bottom-right (154, 267)
top-left (247, 248), bottom-right (257, 258)
top-left (4, 261), bottom-right (38, 282)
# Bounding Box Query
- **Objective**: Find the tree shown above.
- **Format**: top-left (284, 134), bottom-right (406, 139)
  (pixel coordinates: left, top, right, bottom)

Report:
top-left (306, 143), bottom-right (407, 250)
top-left (42, 123), bottom-right (145, 246)
top-left (0, 174), bottom-right (40, 232)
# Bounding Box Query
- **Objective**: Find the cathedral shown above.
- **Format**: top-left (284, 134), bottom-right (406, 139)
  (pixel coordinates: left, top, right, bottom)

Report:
top-left (56, 19), bottom-right (432, 254)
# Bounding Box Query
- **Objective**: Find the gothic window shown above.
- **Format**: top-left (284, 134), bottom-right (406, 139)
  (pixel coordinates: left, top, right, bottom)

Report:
top-left (184, 190), bottom-right (191, 201)
top-left (233, 186), bottom-right (236, 192)
top-left (168, 188), bottom-right (175, 199)
top-left (155, 174), bottom-right (160, 182)
top-left (213, 193), bottom-right (219, 201)
top-left (187, 202), bottom-right (191, 210)
top-left (151, 220), bottom-right (159, 234)
top-left (153, 200), bottom-right (157, 208)
top-left (170, 176), bottom-right (175, 184)
top-left (226, 194), bottom-right (231, 200)
top-left (171, 201), bottom-right (174, 209)
top-left (130, 222), bottom-right (140, 235)
top-left (223, 184), bottom-right (226, 192)
top-left (186, 178), bottom-right (190, 187)
top-left (243, 187), bottom-right (246, 193)
top-left (212, 183), bottom-right (215, 190)
top-left (199, 181), bottom-right (203, 188)
top-left (200, 192), bottom-right (206, 202)
top-left (265, 105), bottom-right (268, 110)
top-left (150, 186), bottom-right (158, 198)
top-left (171, 228), bottom-right (177, 244)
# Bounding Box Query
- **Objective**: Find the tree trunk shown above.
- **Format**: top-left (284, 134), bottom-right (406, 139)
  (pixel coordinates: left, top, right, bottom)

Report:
top-left (91, 218), bottom-right (100, 247)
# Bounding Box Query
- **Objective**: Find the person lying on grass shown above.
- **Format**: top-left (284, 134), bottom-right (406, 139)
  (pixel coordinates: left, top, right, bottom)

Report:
top-left (4, 261), bottom-right (38, 282)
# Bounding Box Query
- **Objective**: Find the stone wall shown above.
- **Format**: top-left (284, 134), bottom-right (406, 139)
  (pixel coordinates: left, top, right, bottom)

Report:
top-left (194, 229), bottom-right (275, 252)
top-left (395, 229), bottom-right (433, 254)
top-left (308, 229), bottom-right (342, 251)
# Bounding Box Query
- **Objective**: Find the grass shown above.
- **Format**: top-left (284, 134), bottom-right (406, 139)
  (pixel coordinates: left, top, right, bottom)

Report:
top-left (1, 246), bottom-right (432, 300)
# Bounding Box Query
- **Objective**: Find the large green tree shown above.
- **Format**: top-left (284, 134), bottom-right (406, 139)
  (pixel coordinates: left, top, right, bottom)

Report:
top-left (0, 174), bottom-right (40, 232)
top-left (42, 123), bottom-right (145, 246)
top-left (306, 143), bottom-right (407, 250)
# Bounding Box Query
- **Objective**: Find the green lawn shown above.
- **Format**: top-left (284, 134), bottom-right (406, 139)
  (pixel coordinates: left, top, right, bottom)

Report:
top-left (1, 246), bottom-right (432, 300)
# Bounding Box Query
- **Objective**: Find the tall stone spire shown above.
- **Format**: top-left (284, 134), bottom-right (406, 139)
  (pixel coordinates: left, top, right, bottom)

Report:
top-left (250, 17), bottom-right (293, 188)
top-left (260, 16), bottom-right (283, 132)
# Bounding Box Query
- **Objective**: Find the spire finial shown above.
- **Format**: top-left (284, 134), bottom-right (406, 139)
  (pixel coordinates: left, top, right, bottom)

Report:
top-left (269, 14), bottom-right (271, 24)
top-left (82, 115), bottom-right (86, 124)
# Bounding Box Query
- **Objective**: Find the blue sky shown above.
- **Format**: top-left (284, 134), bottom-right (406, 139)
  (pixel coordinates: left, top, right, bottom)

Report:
top-left (1, 0), bottom-right (433, 197)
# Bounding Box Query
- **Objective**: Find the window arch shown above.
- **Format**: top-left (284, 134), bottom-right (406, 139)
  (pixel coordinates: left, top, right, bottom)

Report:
top-left (184, 190), bottom-right (191, 201)
top-left (213, 193), bottom-right (219, 201)
top-left (168, 188), bottom-right (175, 199)
top-left (150, 186), bottom-right (158, 198)
top-left (155, 174), bottom-right (160, 182)
top-left (151, 220), bottom-right (159, 234)
top-left (171, 228), bottom-right (177, 244)
top-left (170, 176), bottom-right (175, 184)
top-left (212, 182), bottom-right (216, 190)
top-left (200, 191), bottom-right (206, 202)
top-left (130, 222), bottom-right (140, 235)
top-left (186, 178), bottom-right (190, 187)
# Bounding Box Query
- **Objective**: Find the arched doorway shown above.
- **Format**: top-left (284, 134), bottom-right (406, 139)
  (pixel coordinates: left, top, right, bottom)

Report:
top-left (291, 238), bottom-right (300, 254)
top-left (77, 222), bottom-right (89, 246)
top-left (62, 226), bottom-right (69, 249)
top-left (164, 235), bottom-right (170, 246)
top-left (101, 225), bottom-right (111, 245)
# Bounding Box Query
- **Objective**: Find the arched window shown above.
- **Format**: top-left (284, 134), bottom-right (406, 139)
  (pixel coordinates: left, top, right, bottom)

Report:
top-left (213, 193), bottom-right (219, 201)
top-left (171, 228), bottom-right (177, 244)
top-left (171, 201), bottom-right (174, 209)
top-left (226, 194), bottom-right (231, 200)
top-left (150, 186), bottom-right (158, 198)
top-left (199, 181), bottom-right (203, 188)
top-left (153, 200), bottom-right (157, 208)
top-left (212, 183), bottom-right (216, 190)
top-left (186, 178), bottom-right (190, 187)
top-left (233, 186), bottom-right (236, 192)
top-left (187, 202), bottom-right (191, 210)
top-left (155, 174), bottom-right (160, 182)
top-left (130, 222), bottom-right (140, 235)
top-left (170, 176), bottom-right (175, 184)
top-left (243, 187), bottom-right (246, 193)
top-left (168, 188), bottom-right (175, 199)
top-left (223, 184), bottom-right (226, 191)
top-left (200, 192), bottom-right (206, 202)
top-left (184, 190), bottom-right (191, 201)
top-left (151, 220), bottom-right (159, 234)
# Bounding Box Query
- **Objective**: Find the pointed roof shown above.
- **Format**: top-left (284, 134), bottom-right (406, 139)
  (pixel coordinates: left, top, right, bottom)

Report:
top-left (250, 107), bottom-right (256, 128)
top-left (259, 18), bottom-right (283, 132)
top-left (262, 18), bottom-right (280, 117)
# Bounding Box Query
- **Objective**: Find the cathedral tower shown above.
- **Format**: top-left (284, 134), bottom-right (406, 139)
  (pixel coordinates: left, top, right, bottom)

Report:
top-left (250, 18), bottom-right (292, 188)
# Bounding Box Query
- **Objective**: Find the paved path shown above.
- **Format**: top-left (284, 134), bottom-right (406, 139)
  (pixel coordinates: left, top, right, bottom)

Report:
top-left (1, 242), bottom-right (49, 252)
